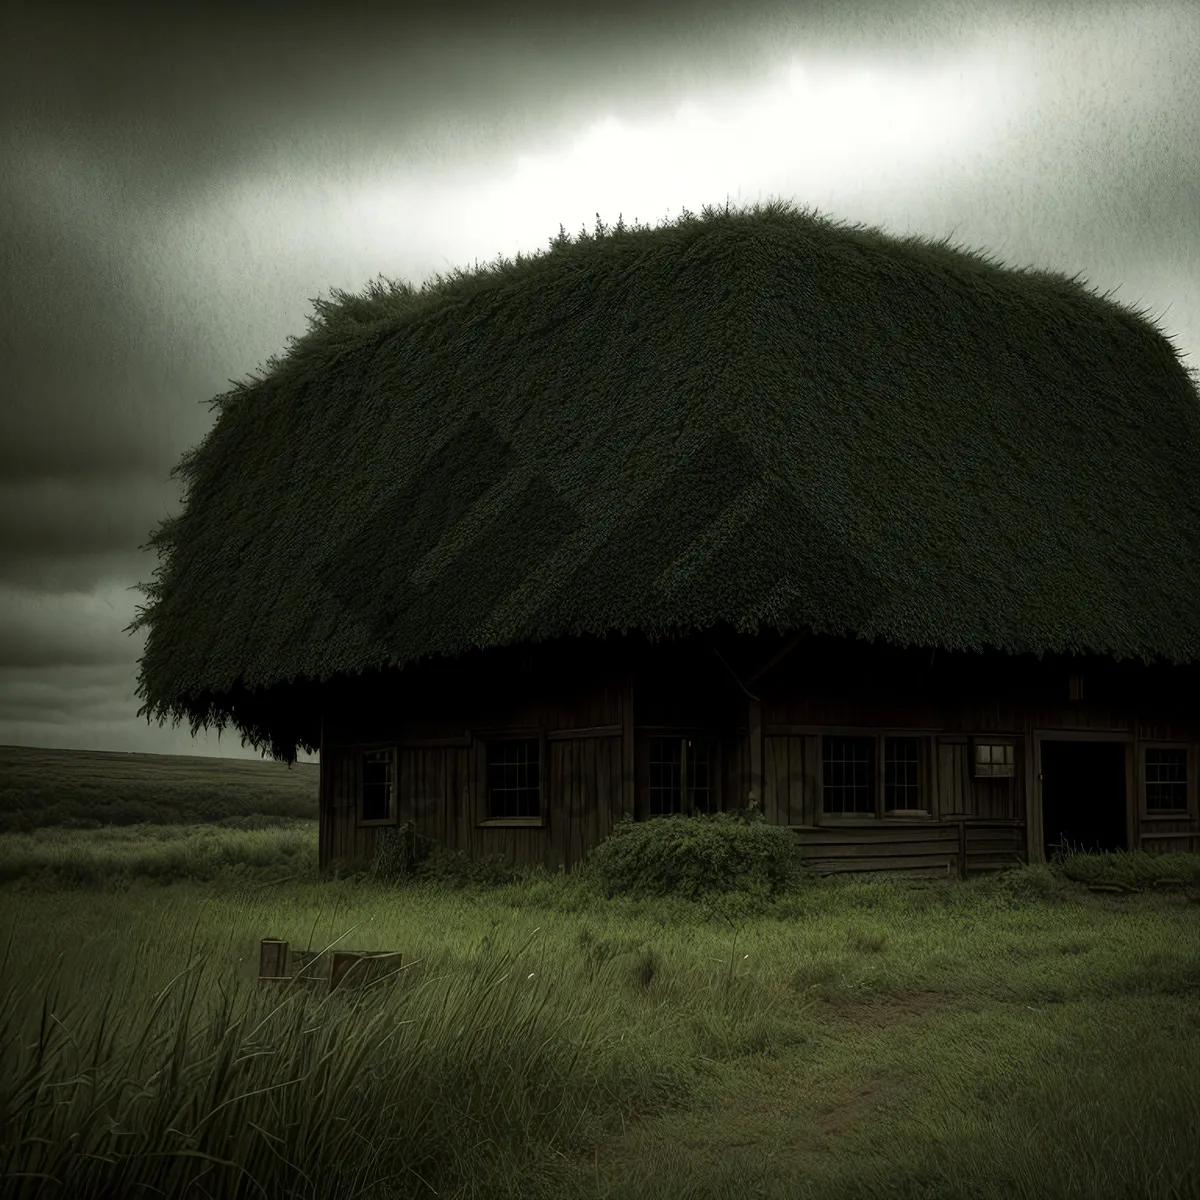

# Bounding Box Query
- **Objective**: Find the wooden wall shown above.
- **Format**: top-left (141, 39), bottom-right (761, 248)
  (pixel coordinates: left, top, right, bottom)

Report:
top-left (318, 628), bottom-right (1200, 877)
top-left (320, 636), bottom-right (636, 874)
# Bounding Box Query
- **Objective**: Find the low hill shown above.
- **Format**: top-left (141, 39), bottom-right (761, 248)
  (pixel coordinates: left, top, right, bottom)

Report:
top-left (0, 744), bottom-right (319, 833)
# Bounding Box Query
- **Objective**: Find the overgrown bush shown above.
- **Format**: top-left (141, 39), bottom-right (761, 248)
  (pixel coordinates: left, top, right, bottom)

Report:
top-left (571, 805), bottom-right (812, 902)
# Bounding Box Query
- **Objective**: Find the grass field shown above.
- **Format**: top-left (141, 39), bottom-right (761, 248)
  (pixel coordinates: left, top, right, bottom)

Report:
top-left (1, 744), bottom-right (1198, 1200)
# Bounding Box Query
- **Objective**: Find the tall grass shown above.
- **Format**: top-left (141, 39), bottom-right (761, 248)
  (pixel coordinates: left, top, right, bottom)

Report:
top-left (2, 747), bottom-right (1197, 1199)
top-left (2, 818), bottom-right (1198, 1200)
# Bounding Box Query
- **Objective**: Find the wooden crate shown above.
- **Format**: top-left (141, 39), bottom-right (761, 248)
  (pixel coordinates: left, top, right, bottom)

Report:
top-left (258, 938), bottom-right (403, 994)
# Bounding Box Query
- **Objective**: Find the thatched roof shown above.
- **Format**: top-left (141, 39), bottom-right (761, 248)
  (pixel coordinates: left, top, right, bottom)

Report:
top-left (128, 196), bottom-right (1200, 762)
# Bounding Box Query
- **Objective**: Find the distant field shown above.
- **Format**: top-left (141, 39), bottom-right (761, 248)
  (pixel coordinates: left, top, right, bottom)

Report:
top-left (0, 743), bottom-right (319, 833)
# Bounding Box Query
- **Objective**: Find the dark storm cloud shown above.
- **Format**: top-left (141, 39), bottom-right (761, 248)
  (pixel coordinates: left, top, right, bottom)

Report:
top-left (1, 0), bottom-right (1196, 756)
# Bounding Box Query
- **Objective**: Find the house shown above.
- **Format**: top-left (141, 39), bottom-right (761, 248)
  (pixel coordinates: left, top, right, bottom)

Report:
top-left (128, 197), bottom-right (1200, 879)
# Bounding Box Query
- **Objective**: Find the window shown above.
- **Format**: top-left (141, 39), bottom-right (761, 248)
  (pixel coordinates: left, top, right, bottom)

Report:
top-left (361, 749), bottom-right (394, 821)
top-left (823, 735), bottom-right (930, 815)
top-left (1145, 748), bottom-right (1187, 812)
top-left (823, 736), bottom-right (874, 814)
top-left (884, 737), bottom-right (921, 811)
top-left (973, 742), bottom-right (1014, 778)
top-left (649, 735), bottom-right (713, 816)
top-left (487, 738), bottom-right (541, 818)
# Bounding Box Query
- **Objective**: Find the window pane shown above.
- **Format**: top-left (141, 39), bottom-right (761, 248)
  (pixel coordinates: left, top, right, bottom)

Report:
top-left (649, 736), bottom-right (679, 816)
top-left (362, 749), bottom-right (392, 821)
top-left (974, 742), bottom-right (1014, 777)
top-left (1146, 749), bottom-right (1187, 811)
top-left (649, 736), bottom-right (713, 816)
top-left (884, 737), bottom-right (920, 811)
top-left (823, 736), bottom-right (875, 814)
top-left (488, 738), bottom-right (541, 818)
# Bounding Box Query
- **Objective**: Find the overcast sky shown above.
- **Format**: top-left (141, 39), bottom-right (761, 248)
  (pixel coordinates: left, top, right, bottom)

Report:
top-left (1, 0), bottom-right (1196, 763)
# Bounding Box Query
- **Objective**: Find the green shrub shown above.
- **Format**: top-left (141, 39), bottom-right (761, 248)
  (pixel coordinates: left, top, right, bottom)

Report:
top-left (572, 805), bottom-right (811, 902)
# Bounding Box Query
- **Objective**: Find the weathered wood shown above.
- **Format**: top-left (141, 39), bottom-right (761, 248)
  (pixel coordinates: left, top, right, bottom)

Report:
top-left (317, 629), bottom-right (1200, 878)
top-left (622, 674), bottom-right (635, 821)
top-left (748, 696), bottom-right (763, 811)
top-left (257, 940), bottom-right (402, 995)
top-left (260, 938), bottom-right (288, 980)
top-left (331, 951), bottom-right (403, 992)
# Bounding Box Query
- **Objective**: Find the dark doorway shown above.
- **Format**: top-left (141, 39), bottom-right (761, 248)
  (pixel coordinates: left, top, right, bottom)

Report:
top-left (1040, 740), bottom-right (1128, 859)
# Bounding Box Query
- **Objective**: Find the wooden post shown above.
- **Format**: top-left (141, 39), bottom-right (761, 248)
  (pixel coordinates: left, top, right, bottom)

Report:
top-left (1131, 722), bottom-right (1141, 853)
top-left (622, 673), bottom-right (635, 820)
top-left (318, 714), bottom-right (328, 874)
top-left (748, 696), bottom-right (762, 810)
top-left (260, 938), bottom-right (289, 981)
top-left (957, 819), bottom-right (968, 880)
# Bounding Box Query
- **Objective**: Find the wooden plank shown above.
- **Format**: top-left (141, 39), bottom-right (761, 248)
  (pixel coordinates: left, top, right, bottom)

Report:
top-left (318, 721), bottom-right (328, 873)
top-left (622, 674), bottom-right (635, 821)
top-left (588, 733), bottom-right (603, 864)
top-left (1125, 739), bottom-right (1136, 852)
top-left (798, 838), bottom-right (961, 859)
top-left (331, 952), bottom-right (403, 992)
top-left (548, 724), bottom-right (622, 740)
top-left (725, 732), bottom-right (750, 811)
top-left (766, 724), bottom-right (944, 736)
top-left (774, 735), bottom-right (812, 826)
top-left (803, 735), bottom-right (819, 826)
top-left (937, 742), bottom-right (970, 815)
top-left (260, 938), bottom-right (288, 979)
top-left (748, 696), bottom-right (763, 811)
top-left (802, 854), bottom-right (956, 874)
top-left (792, 824), bottom-right (960, 844)
top-left (763, 734), bottom-right (787, 825)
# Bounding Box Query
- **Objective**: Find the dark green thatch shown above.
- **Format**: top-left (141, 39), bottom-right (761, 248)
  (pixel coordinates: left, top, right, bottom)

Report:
top-left (128, 196), bottom-right (1200, 763)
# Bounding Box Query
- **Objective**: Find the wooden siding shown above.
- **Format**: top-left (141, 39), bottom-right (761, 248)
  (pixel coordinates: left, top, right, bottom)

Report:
top-left (758, 730), bottom-right (1023, 876)
top-left (785, 820), bottom-right (1026, 879)
top-left (317, 629), bottom-right (1200, 875)
top-left (550, 734), bottom-right (626, 869)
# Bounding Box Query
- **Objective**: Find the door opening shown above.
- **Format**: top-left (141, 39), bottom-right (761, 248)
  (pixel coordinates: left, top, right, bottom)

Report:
top-left (1040, 740), bottom-right (1127, 860)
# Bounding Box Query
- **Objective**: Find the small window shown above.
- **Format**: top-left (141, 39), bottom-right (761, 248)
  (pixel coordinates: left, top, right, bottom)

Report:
top-left (1145, 748), bottom-right (1187, 812)
top-left (361, 749), bottom-right (394, 821)
top-left (487, 738), bottom-right (541, 818)
top-left (649, 735), bottom-right (713, 816)
top-left (884, 737), bottom-right (922, 811)
top-left (823, 736), bottom-right (875, 814)
top-left (973, 742), bottom-right (1014, 778)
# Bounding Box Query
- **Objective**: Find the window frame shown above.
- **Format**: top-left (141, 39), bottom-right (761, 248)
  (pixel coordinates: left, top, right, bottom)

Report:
top-left (972, 739), bottom-right (1016, 779)
top-left (1140, 742), bottom-right (1192, 818)
top-left (819, 731), bottom-right (933, 819)
top-left (635, 726), bottom-right (723, 821)
top-left (357, 746), bottom-right (397, 826)
top-left (476, 728), bottom-right (548, 828)
top-left (647, 732), bottom-right (716, 818)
